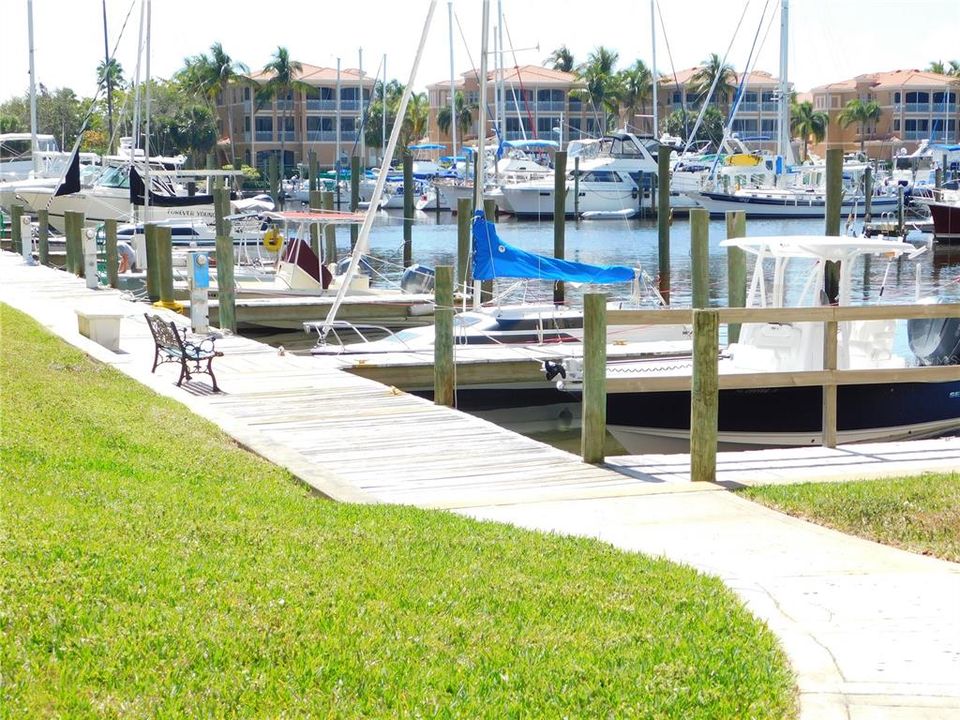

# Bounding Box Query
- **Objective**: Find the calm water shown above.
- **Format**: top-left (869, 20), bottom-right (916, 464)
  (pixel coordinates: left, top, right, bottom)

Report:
top-left (252, 209), bottom-right (960, 451)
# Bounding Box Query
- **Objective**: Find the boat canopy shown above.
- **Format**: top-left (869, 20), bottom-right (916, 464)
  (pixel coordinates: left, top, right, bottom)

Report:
top-left (503, 139), bottom-right (559, 150)
top-left (407, 143), bottom-right (446, 150)
top-left (471, 211), bottom-right (635, 283)
top-left (720, 235), bottom-right (918, 262)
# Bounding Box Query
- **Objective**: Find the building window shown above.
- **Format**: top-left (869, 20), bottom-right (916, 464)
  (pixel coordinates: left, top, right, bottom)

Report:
top-left (255, 117), bottom-right (273, 132)
top-left (537, 116), bottom-right (558, 135)
top-left (830, 96), bottom-right (840, 108)
top-left (569, 117), bottom-right (582, 138)
top-left (905, 91), bottom-right (930, 103)
top-left (893, 119), bottom-right (900, 131)
top-left (244, 117), bottom-right (250, 132)
top-left (761, 119), bottom-right (777, 134)
top-left (934, 91), bottom-right (957, 103)
top-left (672, 91), bottom-right (682, 105)
top-left (894, 91), bottom-right (900, 103)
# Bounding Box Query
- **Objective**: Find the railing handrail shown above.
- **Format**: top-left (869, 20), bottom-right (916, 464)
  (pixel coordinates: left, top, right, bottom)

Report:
top-left (607, 302), bottom-right (960, 326)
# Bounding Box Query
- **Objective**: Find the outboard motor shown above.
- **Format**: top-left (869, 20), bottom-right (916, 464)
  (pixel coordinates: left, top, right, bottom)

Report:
top-left (908, 306), bottom-right (960, 366)
top-left (400, 263), bottom-right (435, 294)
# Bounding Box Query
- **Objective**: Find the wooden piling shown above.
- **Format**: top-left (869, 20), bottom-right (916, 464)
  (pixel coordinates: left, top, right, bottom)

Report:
top-left (553, 150), bottom-right (567, 305)
top-left (482, 198), bottom-right (496, 302)
top-left (350, 155), bottom-right (360, 249)
top-left (214, 187), bottom-right (231, 239)
top-left (37, 208), bottom-right (49, 267)
top-left (581, 293), bottom-right (607, 464)
top-left (824, 148), bottom-right (843, 303)
top-left (897, 185), bottom-right (905, 236)
top-left (62, 211), bottom-right (75, 272)
top-left (822, 319), bottom-right (838, 448)
top-left (268, 155), bottom-right (280, 209)
top-left (935, 166), bottom-right (943, 190)
top-left (657, 144), bottom-right (671, 303)
top-left (308, 150), bottom-right (318, 192)
top-left (10, 204), bottom-right (23, 255)
top-left (863, 165), bottom-right (873, 222)
top-left (690, 308), bottom-right (719, 482)
top-left (457, 197), bottom-right (471, 296)
top-left (434, 265), bottom-right (455, 408)
top-left (66, 211), bottom-right (86, 277)
top-left (156, 226), bottom-right (176, 308)
top-left (215, 233), bottom-right (236, 333)
top-left (725, 211), bottom-right (746, 344)
top-left (690, 208), bottom-right (710, 309)
top-left (144, 224), bottom-right (160, 302)
top-left (403, 151), bottom-right (413, 268)
top-left (321, 191), bottom-right (336, 264)
top-left (105, 219), bottom-right (118, 288)
top-left (309, 189), bottom-right (322, 257)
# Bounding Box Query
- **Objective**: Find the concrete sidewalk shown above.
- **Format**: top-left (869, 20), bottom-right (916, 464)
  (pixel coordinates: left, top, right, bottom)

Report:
top-left (3, 251), bottom-right (959, 719)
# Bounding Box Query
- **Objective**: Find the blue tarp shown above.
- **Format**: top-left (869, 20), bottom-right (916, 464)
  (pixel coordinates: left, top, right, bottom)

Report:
top-left (503, 139), bottom-right (560, 149)
top-left (471, 211), bottom-right (635, 283)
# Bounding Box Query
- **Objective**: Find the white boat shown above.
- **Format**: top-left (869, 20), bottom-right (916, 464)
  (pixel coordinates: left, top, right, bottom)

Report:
top-left (499, 132), bottom-right (658, 217)
top-left (544, 235), bottom-right (960, 452)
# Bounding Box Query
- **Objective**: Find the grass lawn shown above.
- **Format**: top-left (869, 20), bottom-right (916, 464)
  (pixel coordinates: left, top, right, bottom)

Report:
top-left (740, 473), bottom-right (960, 562)
top-left (0, 304), bottom-right (796, 718)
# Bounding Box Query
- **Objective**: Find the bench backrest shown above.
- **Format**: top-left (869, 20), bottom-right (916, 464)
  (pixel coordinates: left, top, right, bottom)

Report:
top-left (145, 313), bottom-right (185, 352)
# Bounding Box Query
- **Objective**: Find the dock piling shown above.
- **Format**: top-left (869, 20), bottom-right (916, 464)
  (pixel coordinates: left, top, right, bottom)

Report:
top-left (403, 151), bottom-right (413, 268)
top-left (822, 319), bottom-right (838, 448)
top-left (434, 265), bottom-right (455, 407)
top-left (268, 155), bottom-right (280, 210)
top-left (104, 219), bottom-right (118, 288)
top-left (156, 226), bottom-right (177, 307)
top-left (690, 308), bottom-right (719, 482)
top-left (573, 156), bottom-right (580, 218)
top-left (725, 211), bottom-right (746, 343)
top-left (657, 145), bottom-right (671, 303)
top-left (321, 191), bottom-right (336, 264)
top-left (309, 189), bottom-right (322, 257)
top-left (864, 165), bottom-right (873, 223)
top-left (824, 148), bottom-right (843, 303)
top-left (897, 185), bottom-right (905, 236)
top-left (10, 204), bottom-right (23, 255)
top-left (350, 155), bottom-right (360, 249)
top-left (215, 233), bottom-right (236, 333)
top-left (144, 224), bottom-right (160, 302)
top-left (456, 197), bottom-right (471, 296)
top-left (37, 209), bottom-right (49, 267)
top-left (214, 187), bottom-right (231, 239)
top-left (581, 292), bottom-right (607, 464)
top-left (553, 150), bottom-right (567, 305)
top-left (690, 208), bottom-right (710, 309)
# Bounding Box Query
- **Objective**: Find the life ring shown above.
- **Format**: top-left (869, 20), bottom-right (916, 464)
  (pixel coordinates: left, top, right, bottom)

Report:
top-left (263, 227), bottom-right (283, 252)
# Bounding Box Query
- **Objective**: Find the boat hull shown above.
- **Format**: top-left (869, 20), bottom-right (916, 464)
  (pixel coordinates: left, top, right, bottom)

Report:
top-left (929, 202), bottom-right (960, 242)
top-left (686, 191), bottom-right (899, 219)
top-left (598, 381), bottom-right (960, 453)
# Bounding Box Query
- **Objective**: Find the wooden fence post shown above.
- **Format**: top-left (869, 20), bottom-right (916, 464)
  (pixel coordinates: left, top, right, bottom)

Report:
top-left (690, 308), bottom-right (719, 482)
top-left (581, 292), bottom-right (607, 464)
top-left (434, 265), bottom-right (455, 407)
top-left (657, 145), bottom-right (671, 303)
top-left (822, 319), bottom-right (838, 448)
top-left (457, 197), bottom-right (472, 297)
top-left (725, 211), bottom-right (746, 344)
top-left (37, 208), bottom-right (49, 267)
top-left (690, 207), bottom-right (710, 309)
top-left (553, 150), bottom-right (567, 305)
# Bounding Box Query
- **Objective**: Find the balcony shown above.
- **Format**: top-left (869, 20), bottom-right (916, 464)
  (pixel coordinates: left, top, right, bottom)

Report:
top-left (761, 102), bottom-right (778, 112)
top-left (306, 99), bottom-right (338, 111)
top-left (738, 102), bottom-right (759, 112)
top-left (340, 131), bottom-right (358, 141)
top-left (255, 130), bottom-right (273, 142)
top-left (278, 131), bottom-right (296, 142)
top-left (905, 103), bottom-right (930, 113)
top-left (933, 103), bottom-right (957, 114)
top-left (340, 100), bottom-right (359, 111)
top-left (274, 100), bottom-right (295, 111)
top-left (535, 101), bottom-right (566, 112)
top-left (504, 131), bottom-right (530, 141)
top-left (307, 131), bottom-right (338, 142)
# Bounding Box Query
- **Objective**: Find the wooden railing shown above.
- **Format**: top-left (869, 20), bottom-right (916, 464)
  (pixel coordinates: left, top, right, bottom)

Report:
top-left (579, 299), bottom-right (960, 478)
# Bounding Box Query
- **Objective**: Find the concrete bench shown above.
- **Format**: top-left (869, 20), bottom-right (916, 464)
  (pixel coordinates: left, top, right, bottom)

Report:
top-left (75, 308), bottom-right (124, 352)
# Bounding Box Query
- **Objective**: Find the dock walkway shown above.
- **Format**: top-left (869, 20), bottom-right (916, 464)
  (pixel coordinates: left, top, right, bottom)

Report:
top-left (2, 250), bottom-right (959, 719)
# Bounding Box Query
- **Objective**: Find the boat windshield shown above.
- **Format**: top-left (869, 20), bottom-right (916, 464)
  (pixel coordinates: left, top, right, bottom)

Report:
top-left (97, 166), bottom-right (129, 189)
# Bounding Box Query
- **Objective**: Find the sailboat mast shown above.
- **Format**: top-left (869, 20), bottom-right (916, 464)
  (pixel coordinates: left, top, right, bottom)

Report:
top-left (650, 0), bottom-right (658, 138)
top-left (381, 54), bottom-right (386, 163)
top-left (497, 0), bottom-right (505, 138)
top-left (447, 0), bottom-right (457, 158)
top-left (102, 0), bottom-right (113, 153)
top-left (143, 0), bottom-right (151, 218)
top-left (778, 0), bottom-right (792, 166)
top-left (473, 0), bottom-right (490, 310)
top-left (27, 0), bottom-right (39, 173)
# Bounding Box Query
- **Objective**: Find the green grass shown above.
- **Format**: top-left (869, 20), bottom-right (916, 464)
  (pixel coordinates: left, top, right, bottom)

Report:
top-left (0, 304), bottom-right (796, 719)
top-left (740, 473), bottom-right (960, 562)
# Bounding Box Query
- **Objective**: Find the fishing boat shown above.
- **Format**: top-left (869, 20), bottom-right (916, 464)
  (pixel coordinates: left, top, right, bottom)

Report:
top-left (542, 235), bottom-right (960, 452)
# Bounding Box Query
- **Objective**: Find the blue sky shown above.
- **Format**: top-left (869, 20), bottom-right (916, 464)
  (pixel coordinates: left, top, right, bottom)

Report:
top-left (2, 0), bottom-right (958, 101)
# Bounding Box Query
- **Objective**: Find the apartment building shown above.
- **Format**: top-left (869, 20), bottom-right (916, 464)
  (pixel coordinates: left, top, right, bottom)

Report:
top-left (216, 62), bottom-right (376, 172)
top-left (809, 69), bottom-right (959, 159)
top-left (427, 65), bottom-right (605, 151)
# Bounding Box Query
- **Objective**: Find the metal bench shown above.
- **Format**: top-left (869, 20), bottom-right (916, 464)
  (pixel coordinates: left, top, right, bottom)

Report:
top-left (144, 313), bottom-right (222, 392)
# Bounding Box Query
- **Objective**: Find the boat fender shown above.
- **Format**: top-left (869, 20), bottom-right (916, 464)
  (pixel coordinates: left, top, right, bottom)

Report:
top-left (263, 227), bottom-right (283, 252)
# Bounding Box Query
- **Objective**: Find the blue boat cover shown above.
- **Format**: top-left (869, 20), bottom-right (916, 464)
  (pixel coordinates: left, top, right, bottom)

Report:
top-left (471, 211), bottom-right (635, 283)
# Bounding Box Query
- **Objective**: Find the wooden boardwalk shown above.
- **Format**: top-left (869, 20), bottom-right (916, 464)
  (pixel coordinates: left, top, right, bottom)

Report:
top-left (2, 250), bottom-right (956, 511)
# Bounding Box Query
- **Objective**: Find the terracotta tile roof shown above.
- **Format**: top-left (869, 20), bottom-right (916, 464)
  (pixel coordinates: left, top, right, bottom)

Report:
top-left (248, 62), bottom-right (374, 86)
top-left (811, 69), bottom-right (960, 93)
top-left (660, 66), bottom-right (781, 87)
top-left (428, 64), bottom-right (580, 90)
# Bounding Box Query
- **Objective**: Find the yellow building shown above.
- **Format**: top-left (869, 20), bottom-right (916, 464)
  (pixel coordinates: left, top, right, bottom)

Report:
top-left (809, 69), bottom-right (959, 159)
top-left (217, 62), bottom-right (376, 172)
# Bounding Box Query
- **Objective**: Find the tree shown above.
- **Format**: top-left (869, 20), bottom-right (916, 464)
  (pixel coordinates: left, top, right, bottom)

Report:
top-left (664, 106), bottom-right (724, 148)
top-left (96, 58), bottom-right (124, 152)
top-left (576, 46), bottom-right (620, 131)
top-left (837, 98), bottom-right (881, 153)
top-left (616, 60), bottom-right (653, 132)
top-left (928, 60), bottom-right (947, 75)
top-left (171, 104), bottom-right (217, 167)
top-left (0, 115), bottom-right (22, 133)
top-left (689, 53), bottom-right (737, 107)
top-left (258, 47), bottom-right (309, 179)
top-left (437, 91), bottom-right (474, 143)
top-left (790, 100), bottom-right (829, 161)
top-left (402, 92), bottom-right (430, 147)
top-left (544, 45), bottom-right (574, 73)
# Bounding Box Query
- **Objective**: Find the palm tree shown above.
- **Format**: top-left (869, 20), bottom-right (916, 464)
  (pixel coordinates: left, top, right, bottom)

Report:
top-left (259, 47), bottom-right (309, 181)
top-left (790, 100), bottom-right (829, 161)
top-left (576, 46), bottom-right (620, 131)
top-left (837, 98), bottom-right (881, 153)
top-left (437, 91), bottom-right (474, 143)
top-left (949, 60), bottom-right (960, 77)
top-left (689, 53), bottom-right (737, 108)
top-left (206, 43), bottom-right (249, 165)
top-left (402, 92), bottom-right (430, 147)
top-left (544, 45), bottom-right (575, 73)
top-left (928, 60), bottom-right (947, 75)
top-left (616, 60), bottom-right (653, 132)
top-left (96, 58), bottom-right (124, 152)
